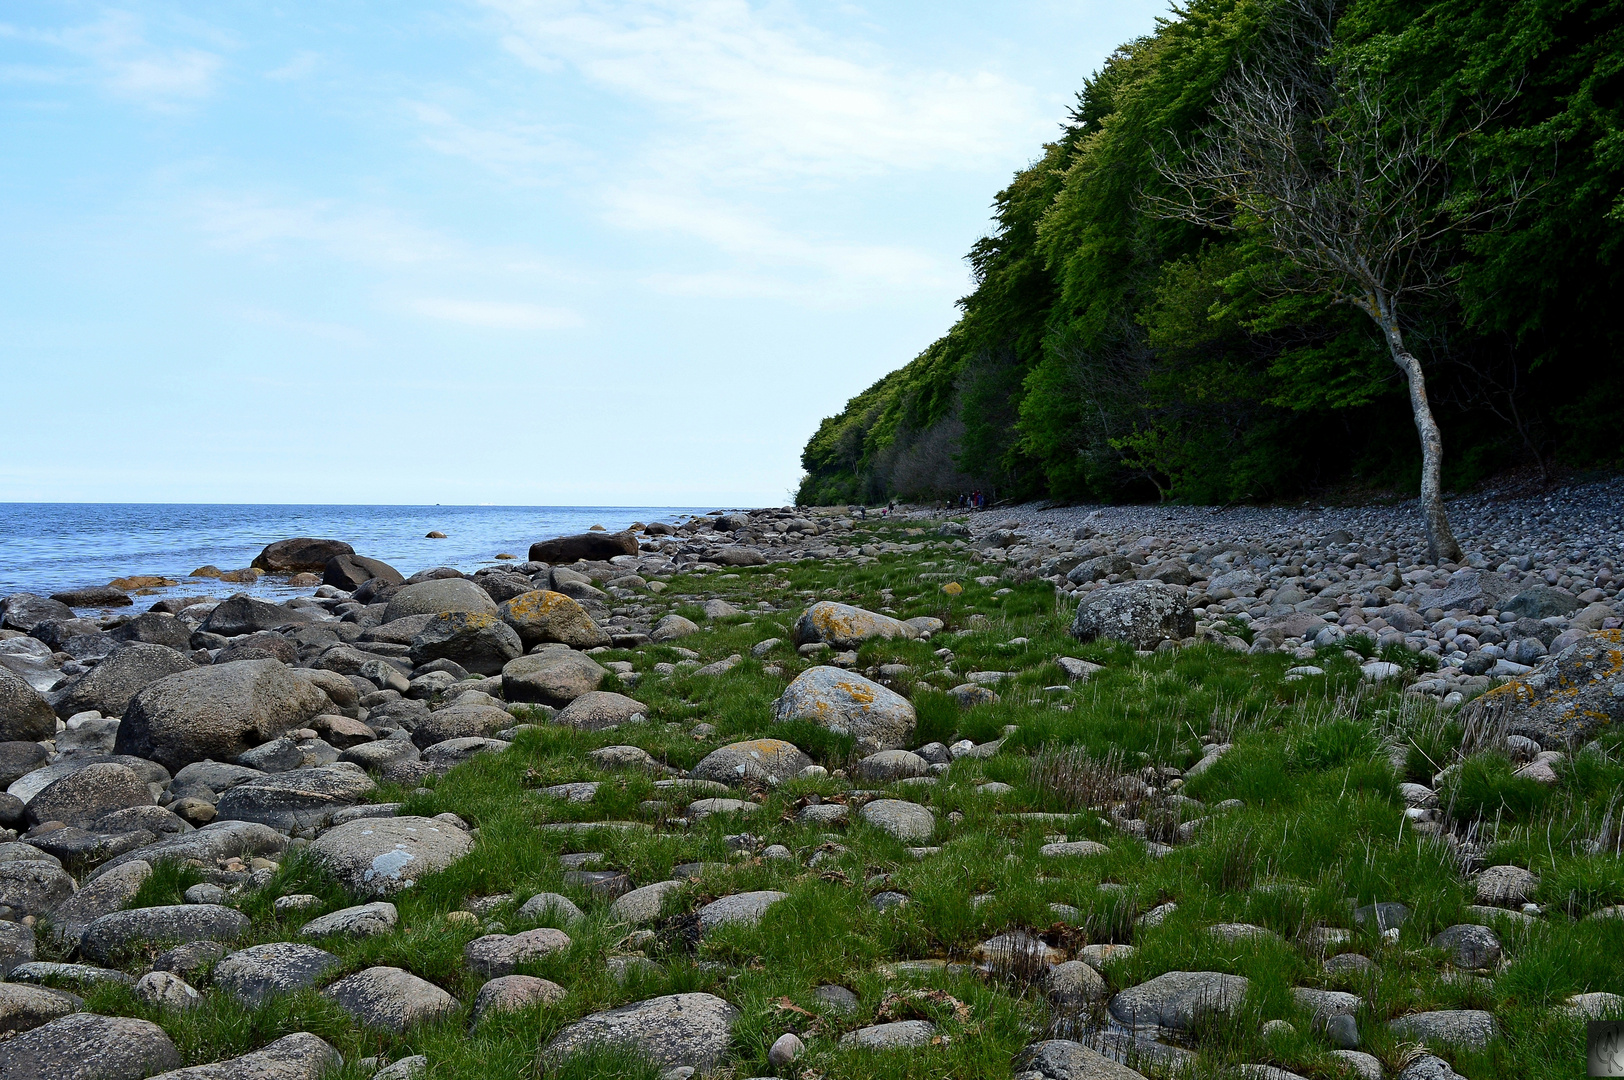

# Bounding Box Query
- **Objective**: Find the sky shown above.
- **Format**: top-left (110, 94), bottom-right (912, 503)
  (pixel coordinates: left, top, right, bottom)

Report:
top-left (1, 0), bottom-right (1165, 507)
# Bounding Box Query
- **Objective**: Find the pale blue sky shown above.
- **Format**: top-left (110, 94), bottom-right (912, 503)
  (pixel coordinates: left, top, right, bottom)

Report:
top-left (1, 1), bottom-right (1163, 506)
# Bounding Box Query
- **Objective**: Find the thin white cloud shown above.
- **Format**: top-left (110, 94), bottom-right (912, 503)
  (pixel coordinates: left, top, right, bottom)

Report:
top-left (480, 0), bottom-right (1039, 181)
top-left (410, 103), bottom-right (582, 182)
top-left (266, 50), bottom-right (318, 81)
top-left (411, 298), bottom-right (584, 329)
top-left (193, 195), bottom-right (459, 266)
top-left (11, 11), bottom-right (223, 107)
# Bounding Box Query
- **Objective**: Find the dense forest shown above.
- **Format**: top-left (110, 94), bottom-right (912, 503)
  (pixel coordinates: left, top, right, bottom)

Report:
top-left (797, 0), bottom-right (1623, 509)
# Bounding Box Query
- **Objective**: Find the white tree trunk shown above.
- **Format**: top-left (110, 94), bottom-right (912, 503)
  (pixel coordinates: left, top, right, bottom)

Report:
top-left (1374, 301), bottom-right (1462, 564)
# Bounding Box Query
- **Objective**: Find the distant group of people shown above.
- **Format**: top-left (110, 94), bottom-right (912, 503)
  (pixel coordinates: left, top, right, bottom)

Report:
top-left (954, 492), bottom-right (988, 510)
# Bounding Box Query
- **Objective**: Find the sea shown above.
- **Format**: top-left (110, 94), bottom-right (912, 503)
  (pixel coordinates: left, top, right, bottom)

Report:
top-left (0, 504), bottom-right (711, 610)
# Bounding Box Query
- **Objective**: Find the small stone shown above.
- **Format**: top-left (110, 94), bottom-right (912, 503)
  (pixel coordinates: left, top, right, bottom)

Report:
top-left (213, 942), bottom-right (343, 1005)
top-left (464, 928), bottom-right (571, 977)
top-left (768, 1032), bottom-right (805, 1066)
top-left (300, 901), bottom-right (398, 938)
top-left (132, 970), bottom-right (200, 1010)
top-left (841, 1020), bottom-right (937, 1049)
top-left (474, 975), bottom-right (567, 1025)
top-left (323, 966), bottom-right (457, 1032)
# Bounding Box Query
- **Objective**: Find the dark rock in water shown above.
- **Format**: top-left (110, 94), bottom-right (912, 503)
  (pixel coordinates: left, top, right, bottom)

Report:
top-left (0, 742), bottom-right (49, 787)
top-left (49, 586), bottom-right (132, 609)
top-left (408, 613), bottom-right (522, 676)
top-left (1070, 581), bottom-right (1195, 651)
top-left (214, 631), bottom-right (298, 665)
top-left (1501, 586), bottom-right (1580, 620)
top-left (50, 643), bottom-right (195, 720)
top-left (27, 762), bottom-right (154, 829)
top-left (528, 531), bottom-right (639, 564)
top-left (110, 611), bottom-right (193, 649)
top-left (0, 668), bottom-right (57, 742)
top-left (0, 1012), bottom-right (181, 1080)
top-left (1469, 629), bottom-right (1624, 746)
top-left (115, 659), bottom-right (330, 772)
top-left (352, 577), bottom-right (402, 605)
top-left (1, 593), bottom-right (75, 633)
top-left (199, 596), bottom-right (314, 638)
top-left (252, 538), bottom-right (355, 574)
top-left (324, 554), bottom-right (404, 591)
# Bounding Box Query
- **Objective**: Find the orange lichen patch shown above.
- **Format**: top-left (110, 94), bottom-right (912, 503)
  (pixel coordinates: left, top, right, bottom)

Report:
top-left (111, 575), bottom-right (180, 589)
top-left (730, 738), bottom-right (801, 756)
top-left (833, 680), bottom-right (877, 705)
top-left (942, 582), bottom-right (963, 596)
top-left (505, 591), bottom-right (581, 619)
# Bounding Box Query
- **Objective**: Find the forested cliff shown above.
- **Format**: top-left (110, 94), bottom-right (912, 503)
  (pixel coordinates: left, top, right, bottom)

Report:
top-left (797, 0), bottom-right (1623, 507)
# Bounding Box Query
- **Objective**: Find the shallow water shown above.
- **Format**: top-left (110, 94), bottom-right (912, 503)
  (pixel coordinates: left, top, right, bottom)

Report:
top-left (0, 503), bottom-right (706, 605)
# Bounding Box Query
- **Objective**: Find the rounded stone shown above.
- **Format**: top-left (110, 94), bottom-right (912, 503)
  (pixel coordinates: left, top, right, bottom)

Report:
top-left (498, 591), bottom-right (609, 650)
top-left (79, 904), bottom-right (250, 965)
top-left (1109, 970), bottom-right (1250, 1031)
top-left (858, 799), bottom-right (935, 843)
top-left (213, 942), bottom-right (343, 1005)
top-left (853, 750), bottom-right (929, 782)
top-left (132, 970), bottom-right (200, 1010)
top-left (463, 927), bottom-right (571, 977)
top-left (382, 578), bottom-right (498, 623)
top-left (473, 974), bottom-right (567, 1025)
top-left (697, 891), bottom-right (787, 933)
top-left (541, 992), bottom-right (740, 1073)
top-left (502, 651), bottom-right (607, 706)
top-left (555, 691), bottom-right (649, 731)
top-left (793, 602), bottom-right (919, 649)
top-left (323, 966), bottom-right (457, 1032)
top-left (692, 739), bottom-right (812, 786)
top-left (0, 982), bottom-right (81, 1035)
top-left (841, 1020), bottom-right (937, 1049)
top-left (0, 1012), bottom-right (181, 1080)
top-left (306, 816), bottom-right (474, 896)
top-left (772, 666), bottom-right (916, 753)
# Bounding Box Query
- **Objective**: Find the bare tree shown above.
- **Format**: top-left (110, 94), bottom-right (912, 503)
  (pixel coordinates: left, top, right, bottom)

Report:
top-left (1148, 0), bottom-right (1522, 562)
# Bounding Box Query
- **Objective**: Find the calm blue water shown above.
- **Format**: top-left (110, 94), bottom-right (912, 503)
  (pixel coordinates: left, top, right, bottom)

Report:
top-left (0, 504), bottom-right (709, 605)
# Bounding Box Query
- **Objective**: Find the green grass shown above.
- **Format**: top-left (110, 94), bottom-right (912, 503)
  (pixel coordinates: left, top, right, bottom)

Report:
top-left (65, 519), bottom-right (1621, 1080)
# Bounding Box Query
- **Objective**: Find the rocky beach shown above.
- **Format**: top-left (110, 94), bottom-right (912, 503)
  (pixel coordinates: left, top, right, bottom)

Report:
top-left (0, 481), bottom-right (1619, 1080)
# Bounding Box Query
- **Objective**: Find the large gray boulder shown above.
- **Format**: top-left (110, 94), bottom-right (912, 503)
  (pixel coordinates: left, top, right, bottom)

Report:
top-left (528, 531), bottom-right (639, 564)
top-left (1070, 581), bottom-right (1195, 651)
top-left (771, 667), bottom-right (915, 753)
top-left (859, 799), bottom-right (935, 842)
top-left (212, 942), bottom-right (343, 1005)
top-left (609, 880), bottom-right (685, 925)
top-left (498, 591), bottom-right (609, 650)
top-left (0, 1012), bottom-right (181, 1079)
top-left (1502, 586), bottom-right (1580, 620)
top-left (692, 739), bottom-right (812, 785)
top-left (93, 819), bottom-right (288, 878)
top-left (410, 704), bottom-right (514, 748)
top-left (144, 1031), bottom-right (341, 1080)
top-left (1387, 1010), bottom-right (1497, 1050)
top-left (542, 992), bottom-right (739, 1073)
top-left (382, 578), bottom-right (497, 623)
top-left (253, 538), bottom-right (355, 573)
top-left (463, 927), bottom-right (571, 976)
top-left (0, 742), bottom-right (48, 788)
top-left (1466, 630), bottom-right (1624, 746)
top-left (1109, 971), bottom-right (1249, 1032)
top-left (199, 596), bottom-right (315, 638)
top-left (307, 816), bottom-right (473, 895)
top-left (0, 919), bottom-right (36, 975)
top-left (114, 659), bottom-right (331, 772)
top-left (1015, 1040), bottom-right (1149, 1080)
top-left (299, 901), bottom-right (397, 939)
top-left (324, 554), bottom-right (404, 591)
top-left (79, 904), bottom-right (250, 964)
top-left (0, 982), bottom-right (81, 1037)
top-left (0, 593), bottom-right (74, 633)
top-left (0, 668), bottom-right (56, 742)
top-left (555, 691), bottom-right (648, 731)
top-left (0, 861), bottom-right (76, 919)
top-left (792, 602), bottom-right (918, 650)
top-left (408, 612), bottom-right (523, 676)
top-left (323, 966), bottom-right (456, 1031)
top-left (698, 891), bottom-right (786, 933)
top-left (502, 650), bottom-right (606, 706)
top-left (27, 762), bottom-right (154, 828)
top-left (212, 765), bottom-right (376, 830)
top-left (110, 612), bottom-right (192, 649)
top-left (47, 859), bottom-right (150, 946)
top-left (48, 643), bottom-right (195, 720)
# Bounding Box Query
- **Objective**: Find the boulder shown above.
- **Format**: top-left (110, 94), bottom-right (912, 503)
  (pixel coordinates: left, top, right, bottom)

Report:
top-left (0, 1012), bottom-right (181, 1080)
top-left (131, 970), bottom-right (201, 1011)
top-left (1501, 586), bottom-right (1580, 620)
top-left (1387, 1010), bottom-right (1497, 1050)
top-left (252, 538), bottom-right (355, 574)
top-left (92, 819), bottom-right (288, 878)
top-left (1070, 581), bottom-right (1195, 650)
top-left (1015, 1040), bottom-right (1149, 1080)
top-left (498, 590), bottom-right (609, 649)
top-left (115, 659), bottom-right (331, 772)
top-left (50, 586), bottom-right (133, 609)
top-left (0, 982), bottom-right (81, 1036)
top-left (1475, 865), bottom-right (1538, 908)
top-left (411, 704), bottom-right (514, 748)
top-left (324, 554), bottom-right (404, 591)
top-left (214, 632), bottom-right (299, 665)
top-left (0, 668), bottom-right (56, 742)
top-left (299, 901), bottom-right (397, 938)
top-left (771, 666), bottom-right (915, 753)
top-left (27, 762), bottom-right (154, 828)
top-left (408, 612), bottom-right (523, 676)
top-left (109, 612), bottom-right (193, 649)
top-left (49, 645), bottom-right (198, 722)
top-left (143, 1032), bottom-right (341, 1080)
top-left (0, 919), bottom-right (36, 975)
top-left (324, 966), bottom-right (457, 1031)
top-left (698, 890), bottom-right (786, 933)
top-left (1467, 630), bottom-right (1624, 746)
top-left (473, 974), bottom-right (566, 1025)
top-left (1109, 971), bottom-right (1249, 1032)
top-left (307, 816), bottom-right (473, 895)
top-left (541, 992), bottom-right (739, 1072)
top-left (609, 880), bottom-right (685, 925)
top-left (212, 942), bottom-right (343, 1005)
top-left (854, 750), bottom-right (929, 782)
top-left (382, 578), bottom-right (497, 623)
top-left (842, 1020), bottom-right (937, 1049)
top-left (1067, 555), bottom-right (1136, 584)
top-left (692, 739), bottom-right (812, 785)
top-left (198, 596), bottom-right (314, 637)
top-left (502, 651), bottom-right (606, 706)
top-left (213, 765), bottom-right (376, 830)
top-left (463, 927), bottom-right (571, 976)
top-left (529, 532), bottom-right (640, 564)
top-left (47, 859), bottom-right (151, 946)
top-left (0, 742), bottom-right (48, 787)
top-left (0, 861), bottom-right (76, 919)
top-left (792, 602), bottom-right (918, 650)
top-left (555, 691), bottom-right (648, 731)
top-left (79, 904), bottom-right (250, 965)
top-left (1429, 924), bottom-right (1500, 970)
top-left (859, 799), bottom-right (935, 842)
top-left (0, 593), bottom-right (74, 633)
top-left (422, 737), bottom-right (507, 772)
